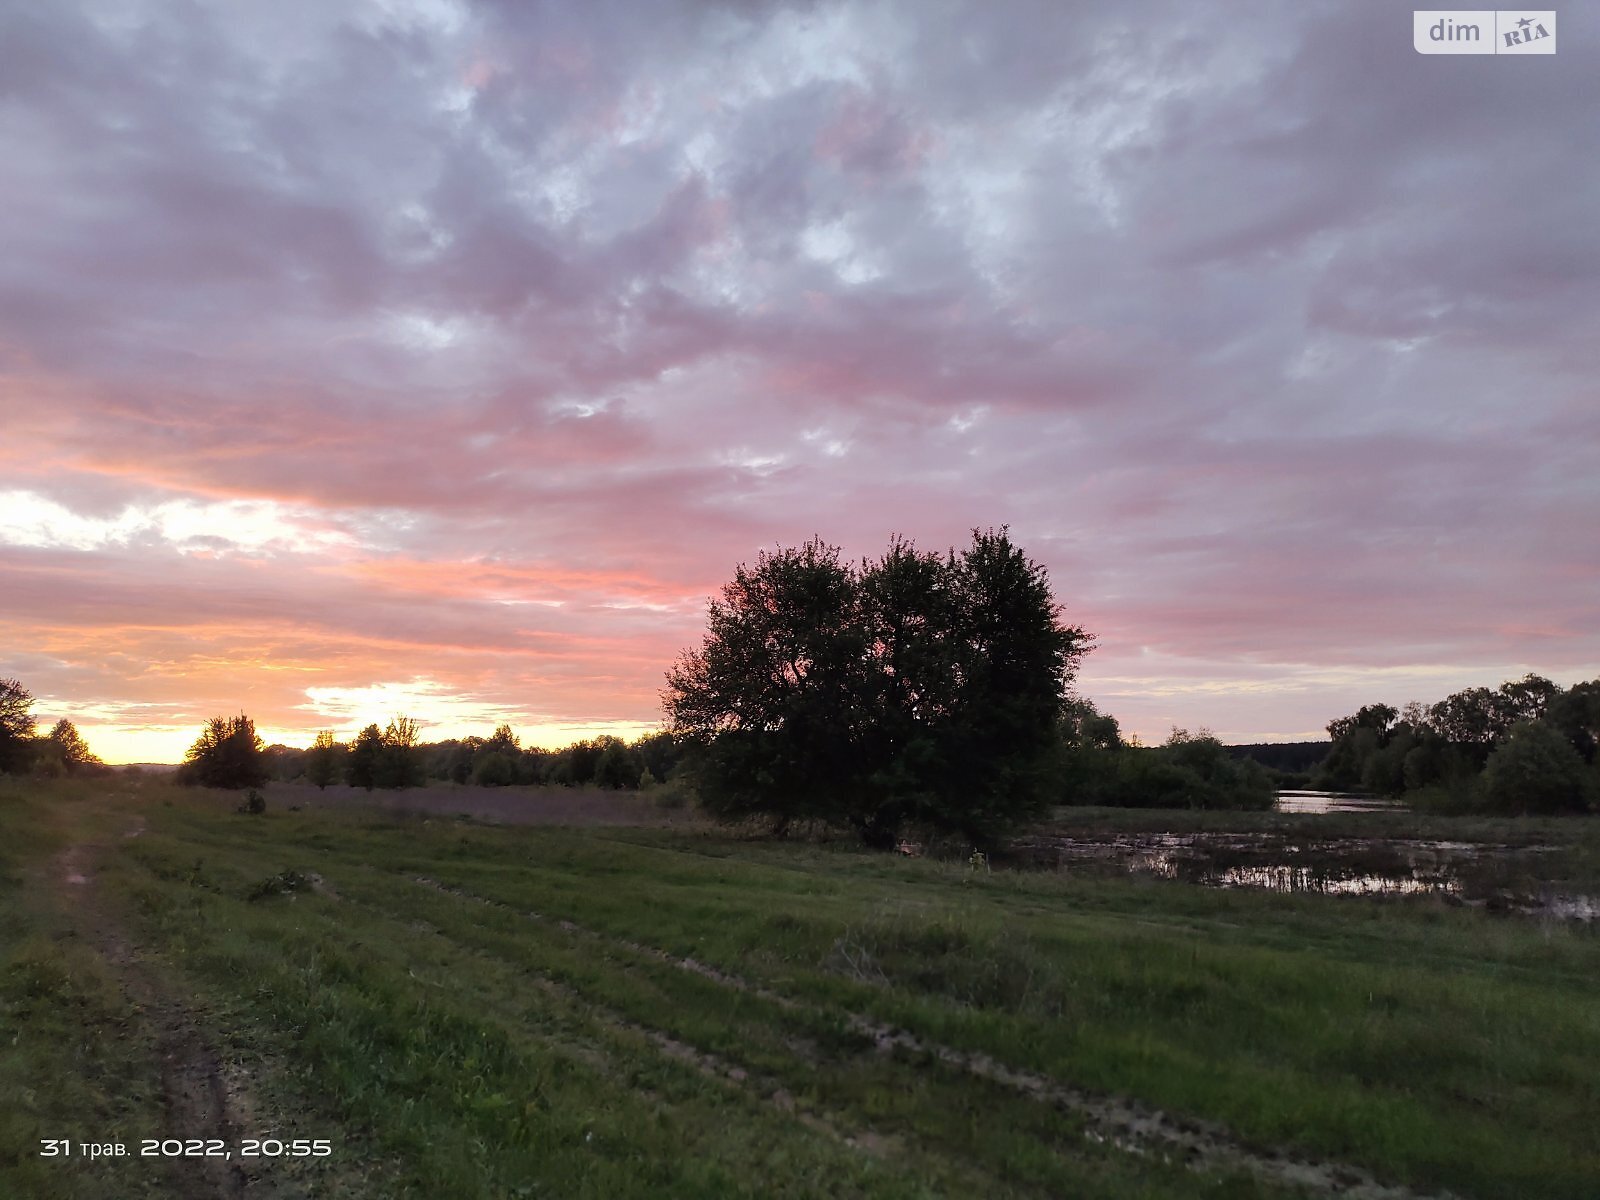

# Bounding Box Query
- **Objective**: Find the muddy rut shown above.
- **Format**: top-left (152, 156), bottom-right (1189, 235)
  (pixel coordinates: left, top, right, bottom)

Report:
top-left (56, 823), bottom-right (252, 1198)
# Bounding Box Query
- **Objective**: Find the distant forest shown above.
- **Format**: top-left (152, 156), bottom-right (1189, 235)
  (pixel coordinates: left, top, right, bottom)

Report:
top-left (1225, 742), bottom-right (1329, 774)
top-left (3, 668), bottom-right (1595, 829)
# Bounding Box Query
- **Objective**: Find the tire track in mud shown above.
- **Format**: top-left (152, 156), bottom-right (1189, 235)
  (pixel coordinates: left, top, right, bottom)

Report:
top-left (413, 875), bottom-right (1459, 1200)
top-left (55, 826), bottom-right (253, 1199)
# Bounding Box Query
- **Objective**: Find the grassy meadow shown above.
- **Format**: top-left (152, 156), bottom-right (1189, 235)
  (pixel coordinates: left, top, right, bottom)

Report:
top-left (2, 776), bottom-right (1598, 1199)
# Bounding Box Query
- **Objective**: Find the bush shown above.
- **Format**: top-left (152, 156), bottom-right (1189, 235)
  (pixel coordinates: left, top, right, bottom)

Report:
top-left (471, 751), bottom-right (519, 787)
top-left (32, 753), bottom-right (66, 780)
top-left (1064, 732), bottom-right (1275, 811)
top-left (652, 776), bottom-right (695, 810)
top-left (1404, 777), bottom-right (1484, 816)
top-left (1481, 722), bottom-right (1596, 814)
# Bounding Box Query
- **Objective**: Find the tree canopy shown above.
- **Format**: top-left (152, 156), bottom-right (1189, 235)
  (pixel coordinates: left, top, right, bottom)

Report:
top-left (1318, 673), bottom-right (1600, 812)
top-left (665, 529), bottom-right (1092, 846)
top-left (178, 713), bottom-right (269, 789)
top-left (347, 724), bottom-right (384, 791)
top-left (0, 678), bottom-right (37, 773)
top-left (45, 719), bottom-right (103, 774)
top-left (377, 716), bottom-right (425, 789)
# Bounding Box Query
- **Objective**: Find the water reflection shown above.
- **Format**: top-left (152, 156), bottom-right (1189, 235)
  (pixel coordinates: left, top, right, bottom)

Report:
top-left (1130, 851), bottom-right (1457, 897)
top-left (1275, 790), bottom-right (1401, 815)
top-left (1010, 831), bottom-right (1595, 920)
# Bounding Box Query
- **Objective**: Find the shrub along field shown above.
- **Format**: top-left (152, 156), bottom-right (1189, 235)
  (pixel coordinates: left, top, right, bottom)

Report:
top-left (3, 777), bottom-right (1598, 1199)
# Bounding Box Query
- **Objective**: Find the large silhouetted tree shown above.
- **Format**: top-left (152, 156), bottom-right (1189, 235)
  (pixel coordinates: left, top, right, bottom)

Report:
top-left (666, 537), bottom-right (868, 834)
top-left (47, 719), bottom-right (103, 773)
top-left (1428, 688), bottom-right (1507, 762)
top-left (666, 529), bottom-right (1091, 846)
top-left (179, 714), bottom-right (269, 789)
top-left (932, 527), bottom-right (1092, 841)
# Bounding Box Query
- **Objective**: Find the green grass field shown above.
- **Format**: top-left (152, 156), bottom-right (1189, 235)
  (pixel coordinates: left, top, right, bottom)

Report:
top-left (3, 777), bottom-right (1598, 1198)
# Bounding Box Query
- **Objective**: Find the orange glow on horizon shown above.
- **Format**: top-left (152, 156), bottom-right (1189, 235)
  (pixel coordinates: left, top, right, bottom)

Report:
top-left (79, 716), bottom-right (665, 767)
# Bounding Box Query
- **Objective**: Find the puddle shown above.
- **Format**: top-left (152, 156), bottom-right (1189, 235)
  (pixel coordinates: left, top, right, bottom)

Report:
top-left (1010, 831), bottom-right (1596, 921)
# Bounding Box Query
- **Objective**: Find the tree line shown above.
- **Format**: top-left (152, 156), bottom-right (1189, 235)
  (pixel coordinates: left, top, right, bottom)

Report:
top-left (148, 663), bottom-right (1600, 825)
top-left (8, 531), bottom-right (1596, 835)
top-left (1054, 699), bottom-right (1278, 812)
top-left (1316, 674), bottom-right (1600, 813)
top-left (177, 711), bottom-right (689, 796)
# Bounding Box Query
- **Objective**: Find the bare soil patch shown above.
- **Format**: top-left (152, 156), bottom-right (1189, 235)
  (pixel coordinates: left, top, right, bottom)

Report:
top-left (53, 831), bottom-right (253, 1198)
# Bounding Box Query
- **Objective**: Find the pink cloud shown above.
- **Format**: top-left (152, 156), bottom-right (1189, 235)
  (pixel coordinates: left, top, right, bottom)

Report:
top-left (1, 0), bottom-right (1596, 761)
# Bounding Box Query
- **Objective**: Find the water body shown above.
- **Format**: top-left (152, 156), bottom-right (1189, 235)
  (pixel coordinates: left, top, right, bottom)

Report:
top-left (1275, 789), bottom-right (1401, 815)
top-left (1012, 828), bottom-right (1597, 921)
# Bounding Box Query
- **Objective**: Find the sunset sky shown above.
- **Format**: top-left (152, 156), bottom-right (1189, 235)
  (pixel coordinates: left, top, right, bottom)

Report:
top-left (2, 0), bottom-right (1597, 764)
